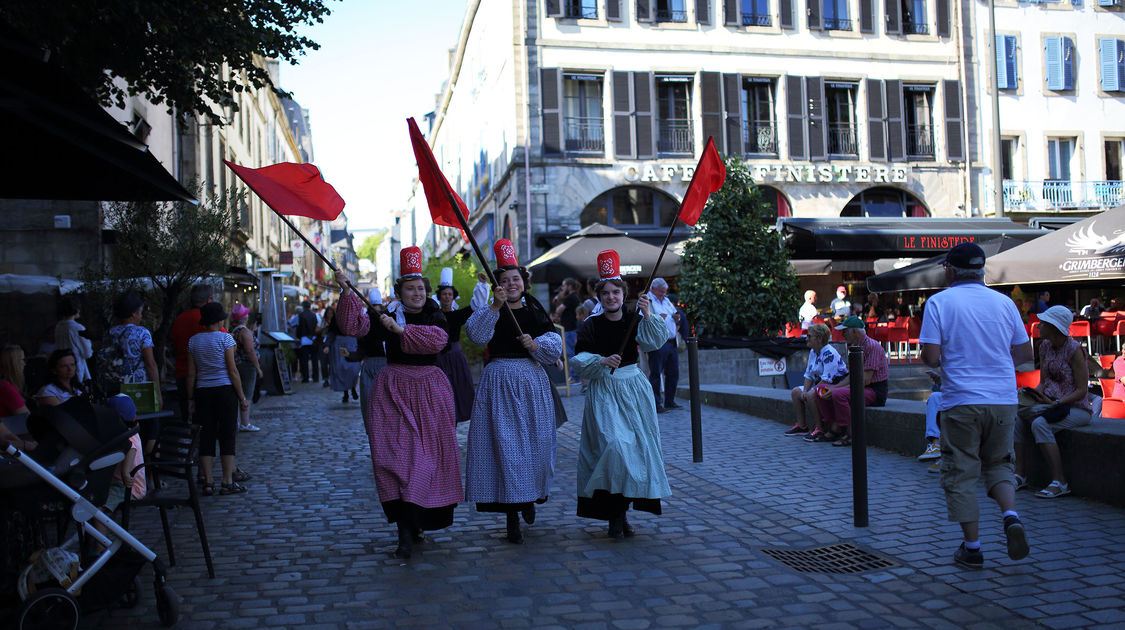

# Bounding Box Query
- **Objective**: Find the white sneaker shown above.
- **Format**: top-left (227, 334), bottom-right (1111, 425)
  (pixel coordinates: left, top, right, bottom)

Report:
top-left (918, 441), bottom-right (941, 461)
top-left (239, 423), bottom-right (261, 432)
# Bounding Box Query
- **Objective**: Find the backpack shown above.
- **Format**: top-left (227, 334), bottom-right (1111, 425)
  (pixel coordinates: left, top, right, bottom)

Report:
top-left (94, 327), bottom-right (130, 398)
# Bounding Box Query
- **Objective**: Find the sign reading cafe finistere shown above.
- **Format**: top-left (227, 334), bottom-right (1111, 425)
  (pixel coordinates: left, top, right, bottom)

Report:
top-left (623, 162), bottom-right (911, 185)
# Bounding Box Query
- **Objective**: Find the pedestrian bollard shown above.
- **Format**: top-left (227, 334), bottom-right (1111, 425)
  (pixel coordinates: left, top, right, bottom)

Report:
top-left (687, 334), bottom-right (703, 463)
top-left (848, 345), bottom-right (868, 527)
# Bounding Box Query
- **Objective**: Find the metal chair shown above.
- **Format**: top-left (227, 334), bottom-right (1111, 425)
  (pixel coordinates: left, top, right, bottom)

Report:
top-left (121, 419), bottom-right (214, 578)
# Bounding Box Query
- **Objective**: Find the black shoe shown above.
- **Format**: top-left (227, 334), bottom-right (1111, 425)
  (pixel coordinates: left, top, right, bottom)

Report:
top-left (506, 512), bottom-right (523, 544)
top-left (656, 406), bottom-right (667, 414)
top-left (352, 387), bottom-right (359, 399)
top-left (607, 515), bottom-right (625, 540)
top-left (1004, 515), bottom-right (1029, 561)
top-left (521, 504), bottom-right (536, 525)
top-left (953, 543), bottom-right (983, 569)
top-left (394, 524), bottom-right (413, 559)
top-left (342, 392), bottom-right (349, 403)
top-left (665, 401), bottom-right (683, 409)
top-left (412, 529), bottom-right (426, 544)
top-left (323, 380), bottom-right (329, 388)
top-left (622, 513), bottom-right (634, 538)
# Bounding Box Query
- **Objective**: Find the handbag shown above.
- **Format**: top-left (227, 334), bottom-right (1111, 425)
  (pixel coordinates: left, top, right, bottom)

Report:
top-left (1017, 389), bottom-right (1069, 424)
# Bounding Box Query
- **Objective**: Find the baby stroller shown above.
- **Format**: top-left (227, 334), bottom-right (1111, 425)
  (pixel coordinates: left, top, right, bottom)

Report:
top-left (1, 397), bottom-right (179, 628)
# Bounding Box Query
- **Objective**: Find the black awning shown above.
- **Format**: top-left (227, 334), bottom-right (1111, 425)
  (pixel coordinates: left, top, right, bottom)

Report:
top-left (776, 217), bottom-right (1048, 260)
top-left (0, 42), bottom-right (195, 202)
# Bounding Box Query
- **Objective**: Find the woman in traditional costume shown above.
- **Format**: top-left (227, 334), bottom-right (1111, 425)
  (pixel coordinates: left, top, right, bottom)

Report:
top-left (465, 239), bottom-right (563, 543)
top-left (335, 247), bottom-right (462, 559)
top-left (570, 250), bottom-right (671, 539)
top-left (434, 267), bottom-right (476, 423)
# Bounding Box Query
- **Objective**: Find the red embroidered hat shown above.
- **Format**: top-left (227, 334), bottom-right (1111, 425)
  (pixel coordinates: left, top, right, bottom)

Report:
top-left (597, 249), bottom-right (621, 280)
top-left (494, 239), bottom-right (519, 268)
top-left (400, 246), bottom-right (423, 277)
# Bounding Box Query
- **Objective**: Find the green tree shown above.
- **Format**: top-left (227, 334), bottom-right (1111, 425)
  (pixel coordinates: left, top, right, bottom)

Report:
top-left (81, 188), bottom-right (239, 372)
top-left (356, 230), bottom-right (387, 262)
top-left (0, 1), bottom-right (333, 121)
top-left (423, 253), bottom-right (486, 365)
top-left (678, 158), bottom-right (800, 337)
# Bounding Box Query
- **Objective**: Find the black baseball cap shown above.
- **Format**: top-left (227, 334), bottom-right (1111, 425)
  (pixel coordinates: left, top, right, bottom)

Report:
top-left (945, 242), bottom-right (986, 269)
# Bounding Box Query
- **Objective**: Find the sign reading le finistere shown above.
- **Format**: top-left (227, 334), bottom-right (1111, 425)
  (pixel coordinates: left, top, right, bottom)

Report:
top-left (624, 163), bottom-right (911, 185)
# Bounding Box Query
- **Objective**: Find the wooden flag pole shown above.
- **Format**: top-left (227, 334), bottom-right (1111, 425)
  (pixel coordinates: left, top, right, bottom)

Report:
top-left (439, 187), bottom-right (525, 336)
top-left (270, 208), bottom-right (373, 310)
top-left (608, 217), bottom-right (680, 373)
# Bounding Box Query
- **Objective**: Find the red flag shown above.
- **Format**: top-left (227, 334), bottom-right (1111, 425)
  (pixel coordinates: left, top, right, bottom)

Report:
top-left (407, 117), bottom-right (469, 230)
top-left (677, 137), bottom-right (726, 226)
top-left (223, 161), bottom-right (344, 221)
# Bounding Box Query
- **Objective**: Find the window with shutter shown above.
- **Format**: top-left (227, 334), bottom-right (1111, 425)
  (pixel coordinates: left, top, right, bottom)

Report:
top-left (780, 0), bottom-right (795, 28)
top-left (824, 82), bottom-right (857, 157)
top-left (903, 0), bottom-right (927, 34)
top-left (884, 79), bottom-right (906, 161)
top-left (1045, 36), bottom-right (1075, 91)
top-left (1101, 38), bottom-right (1124, 92)
top-left (654, 75), bottom-right (693, 155)
top-left (563, 73), bottom-right (605, 153)
top-left (613, 72), bottom-right (634, 159)
top-left (867, 79), bottom-right (887, 162)
top-left (607, 0), bottom-right (623, 20)
top-left (995, 35), bottom-right (1018, 89)
top-left (743, 78), bottom-right (778, 156)
top-left (936, 0), bottom-right (950, 37)
top-left (723, 74), bottom-right (744, 155)
top-left (859, 0), bottom-right (874, 33)
top-left (1062, 37), bottom-right (1075, 90)
top-left (637, 0), bottom-right (654, 21)
top-left (807, 0), bottom-right (822, 30)
top-left (636, 72), bottom-right (657, 158)
top-left (943, 80), bottom-right (964, 162)
top-left (807, 77), bottom-right (827, 160)
top-left (541, 69), bottom-right (563, 155)
top-left (547, 0), bottom-right (563, 18)
top-left (697, 0), bottom-right (712, 23)
top-left (701, 72), bottom-right (725, 153)
top-left (724, 0), bottom-right (740, 25)
top-left (885, 0), bottom-right (901, 35)
top-left (786, 76), bottom-right (807, 160)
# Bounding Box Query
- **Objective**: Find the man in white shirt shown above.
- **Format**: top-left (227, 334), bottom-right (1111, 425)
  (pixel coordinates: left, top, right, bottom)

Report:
top-left (646, 278), bottom-right (681, 413)
top-left (798, 290), bottom-right (818, 329)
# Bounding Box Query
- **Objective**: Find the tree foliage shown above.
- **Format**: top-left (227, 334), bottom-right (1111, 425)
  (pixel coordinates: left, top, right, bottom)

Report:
top-left (0, 1), bottom-right (333, 121)
top-left (356, 230), bottom-right (387, 263)
top-left (678, 159), bottom-right (800, 337)
top-left (81, 189), bottom-right (239, 371)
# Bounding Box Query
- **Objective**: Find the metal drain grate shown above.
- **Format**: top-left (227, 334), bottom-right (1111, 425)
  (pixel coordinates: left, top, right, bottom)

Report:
top-left (761, 543), bottom-right (897, 574)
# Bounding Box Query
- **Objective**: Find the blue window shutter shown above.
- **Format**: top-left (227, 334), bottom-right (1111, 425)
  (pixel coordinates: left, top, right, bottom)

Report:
top-left (1098, 0), bottom-right (1115, 6)
top-left (1062, 37), bottom-right (1075, 90)
top-left (996, 35), bottom-right (1010, 89)
top-left (1005, 36), bottom-right (1018, 88)
top-left (1120, 40), bottom-right (1125, 90)
top-left (1045, 37), bottom-right (1063, 90)
top-left (1102, 39), bottom-right (1120, 91)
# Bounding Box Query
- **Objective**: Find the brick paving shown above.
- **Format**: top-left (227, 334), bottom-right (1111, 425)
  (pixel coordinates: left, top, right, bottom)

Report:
top-left (104, 381), bottom-right (1125, 629)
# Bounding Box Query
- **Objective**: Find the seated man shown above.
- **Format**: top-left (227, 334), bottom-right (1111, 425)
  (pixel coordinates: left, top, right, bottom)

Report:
top-left (813, 316), bottom-right (889, 446)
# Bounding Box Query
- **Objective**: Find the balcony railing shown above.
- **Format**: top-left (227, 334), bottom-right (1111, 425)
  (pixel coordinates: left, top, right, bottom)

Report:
top-left (1002, 180), bottom-right (1125, 212)
top-left (827, 122), bottom-right (858, 156)
top-left (742, 12), bottom-right (771, 26)
top-left (743, 121), bottom-right (778, 155)
top-left (564, 117), bottom-right (604, 153)
top-left (906, 124), bottom-right (934, 158)
top-left (824, 17), bottom-right (854, 30)
top-left (658, 118), bottom-right (694, 154)
top-left (655, 8), bottom-right (688, 22)
top-left (903, 20), bottom-right (928, 34)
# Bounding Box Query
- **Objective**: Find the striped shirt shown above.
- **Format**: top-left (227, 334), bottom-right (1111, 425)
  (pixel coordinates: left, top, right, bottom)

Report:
top-left (860, 334), bottom-right (889, 384)
top-left (188, 331), bottom-right (236, 388)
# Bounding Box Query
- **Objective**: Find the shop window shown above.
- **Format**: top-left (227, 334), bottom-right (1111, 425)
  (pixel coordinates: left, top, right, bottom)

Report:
top-left (826, 83), bottom-right (858, 157)
top-left (579, 186), bottom-right (681, 228)
top-left (563, 74), bottom-right (604, 153)
top-left (840, 186), bottom-right (928, 217)
top-left (904, 85), bottom-right (935, 160)
top-left (742, 78), bottom-right (778, 156)
top-left (656, 76), bottom-right (694, 155)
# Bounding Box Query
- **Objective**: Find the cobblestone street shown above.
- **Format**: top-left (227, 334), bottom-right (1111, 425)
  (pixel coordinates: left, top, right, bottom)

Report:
top-left (107, 381), bottom-right (1125, 629)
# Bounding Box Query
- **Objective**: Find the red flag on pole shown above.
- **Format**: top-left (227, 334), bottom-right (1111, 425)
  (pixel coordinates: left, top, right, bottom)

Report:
top-left (223, 161), bottom-right (345, 221)
top-left (407, 117), bottom-right (469, 230)
top-left (677, 136), bottom-right (726, 227)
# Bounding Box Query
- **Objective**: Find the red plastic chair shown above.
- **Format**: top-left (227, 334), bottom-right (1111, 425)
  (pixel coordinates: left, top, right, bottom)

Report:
top-left (1028, 313), bottom-right (1040, 324)
top-left (1098, 355), bottom-right (1116, 370)
top-left (1015, 370), bottom-right (1040, 389)
top-left (830, 327), bottom-right (845, 343)
top-left (1116, 320), bottom-right (1125, 353)
top-left (1100, 378), bottom-right (1119, 398)
top-left (1069, 320), bottom-right (1092, 349)
top-left (1101, 397), bottom-right (1125, 419)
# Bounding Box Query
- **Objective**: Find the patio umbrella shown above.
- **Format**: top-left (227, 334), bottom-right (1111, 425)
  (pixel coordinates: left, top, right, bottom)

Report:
top-left (527, 223), bottom-right (682, 284)
top-left (866, 234), bottom-right (1038, 293)
top-left (985, 205), bottom-right (1125, 286)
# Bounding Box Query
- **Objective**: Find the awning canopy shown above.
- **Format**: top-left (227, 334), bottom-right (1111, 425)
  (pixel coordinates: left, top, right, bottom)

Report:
top-left (777, 217), bottom-right (1048, 260)
top-left (527, 223), bottom-right (680, 284)
top-left (0, 41), bottom-right (195, 202)
top-left (865, 234), bottom-right (1034, 293)
top-left (985, 204), bottom-right (1125, 286)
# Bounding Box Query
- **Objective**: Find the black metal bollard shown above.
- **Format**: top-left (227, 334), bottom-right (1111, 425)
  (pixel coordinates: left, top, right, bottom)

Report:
top-left (849, 345), bottom-right (868, 527)
top-left (687, 335), bottom-right (703, 463)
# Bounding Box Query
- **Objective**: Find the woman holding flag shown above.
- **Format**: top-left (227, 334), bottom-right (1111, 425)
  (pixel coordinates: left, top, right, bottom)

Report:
top-left (464, 240), bottom-right (564, 544)
top-left (334, 248), bottom-right (462, 560)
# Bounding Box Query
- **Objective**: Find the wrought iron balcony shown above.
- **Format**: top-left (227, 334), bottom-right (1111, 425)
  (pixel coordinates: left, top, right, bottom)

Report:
top-left (903, 20), bottom-right (928, 34)
top-left (564, 117), bottom-right (605, 153)
top-left (906, 124), bottom-right (934, 159)
top-left (827, 123), bottom-right (858, 156)
top-left (742, 12), bottom-right (771, 26)
top-left (823, 17), bottom-right (854, 31)
top-left (655, 8), bottom-right (688, 22)
top-left (743, 121), bottom-right (778, 156)
top-left (658, 118), bottom-right (694, 154)
top-left (1002, 180), bottom-right (1125, 212)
